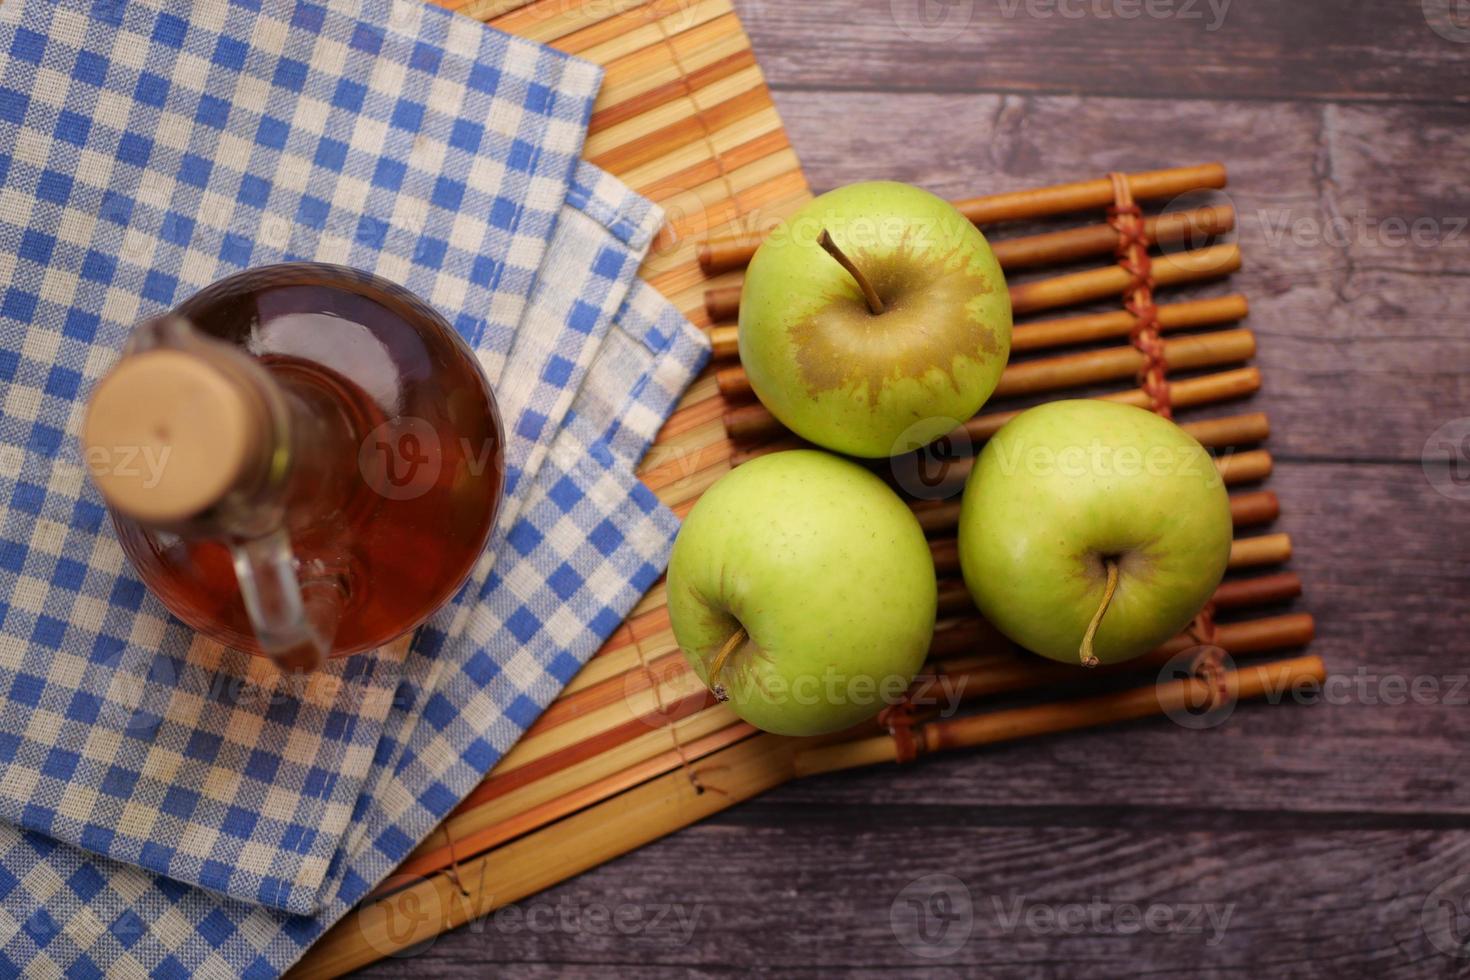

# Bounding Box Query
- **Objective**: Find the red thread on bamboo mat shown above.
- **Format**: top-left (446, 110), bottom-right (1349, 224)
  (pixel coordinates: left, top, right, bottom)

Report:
top-left (1109, 172), bottom-right (1223, 697)
top-left (1187, 608), bottom-right (1229, 709)
top-left (878, 694), bottom-right (921, 764)
top-left (1107, 172), bottom-right (1171, 420)
top-left (632, 632), bottom-right (721, 795)
top-left (441, 826), bottom-right (472, 898)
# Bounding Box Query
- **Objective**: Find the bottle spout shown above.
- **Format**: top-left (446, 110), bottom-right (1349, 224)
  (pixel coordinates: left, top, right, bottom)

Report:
top-left (228, 528), bottom-right (342, 671)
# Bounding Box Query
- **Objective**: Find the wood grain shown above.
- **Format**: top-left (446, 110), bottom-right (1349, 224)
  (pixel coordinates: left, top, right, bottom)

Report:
top-left (742, 0), bottom-right (1470, 103)
top-left (351, 0), bottom-right (1470, 975)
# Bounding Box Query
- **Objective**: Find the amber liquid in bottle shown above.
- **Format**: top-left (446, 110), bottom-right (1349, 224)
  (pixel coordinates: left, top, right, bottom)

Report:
top-left (95, 264), bottom-right (504, 661)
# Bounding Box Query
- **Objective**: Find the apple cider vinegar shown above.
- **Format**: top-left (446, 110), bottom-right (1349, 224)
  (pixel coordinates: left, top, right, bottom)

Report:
top-left (83, 264), bottom-right (504, 668)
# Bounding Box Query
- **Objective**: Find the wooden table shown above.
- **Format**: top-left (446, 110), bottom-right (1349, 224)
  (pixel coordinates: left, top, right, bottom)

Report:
top-left (360, 1), bottom-right (1470, 974)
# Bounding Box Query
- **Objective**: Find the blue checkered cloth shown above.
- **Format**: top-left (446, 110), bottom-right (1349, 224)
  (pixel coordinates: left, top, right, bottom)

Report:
top-left (0, 0), bottom-right (710, 970)
top-left (0, 0), bottom-right (602, 912)
top-left (0, 273), bottom-right (708, 975)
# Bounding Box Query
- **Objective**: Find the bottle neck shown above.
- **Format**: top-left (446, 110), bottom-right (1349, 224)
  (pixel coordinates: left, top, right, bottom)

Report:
top-left (84, 318), bottom-right (354, 669)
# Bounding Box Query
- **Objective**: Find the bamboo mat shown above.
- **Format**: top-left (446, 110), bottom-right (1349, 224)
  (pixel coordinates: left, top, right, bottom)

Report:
top-left (291, 2), bottom-right (808, 974)
top-left (291, 2), bottom-right (1318, 974)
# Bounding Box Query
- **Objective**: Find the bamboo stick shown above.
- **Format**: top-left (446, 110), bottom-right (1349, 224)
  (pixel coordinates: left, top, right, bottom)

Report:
top-left (1013, 295), bottom-right (1249, 353)
top-left (1216, 448), bottom-right (1273, 484)
top-left (709, 323), bottom-right (739, 359)
top-left (696, 162), bottom-right (1229, 275)
top-left (955, 163), bottom-right (1229, 227)
top-left (992, 204), bottom-right (1234, 270)
top-left (719, 326), bottom-right (1254, 407)
top-left (1213, 570), bottom-right (1301, 609)
top-left (772, 597), bottom-right (1313, 748)
top-left (1228, 532), bottom-right (1293, 567)
top-left (795, 654), bottom-right (1323, 776)
top-left (706, 241), bottom-right (1240, 326)
top-left (927, 610), bottom-right (1311, 674)
top-left (730, 367), bottom-right (1264, 465)
top-left (1011, 327), bottom-right (1256, 397)
top-left (708, 293), bottom-right (1247, 364)
top-left (702, 206), bottom-right (1236, 321)
top-left (723, 328), bottom-right (1256, 441)
top-left (905, 613), bottom-right (1282, 717)
top-left (493, 676), bottom-right (713, 781)
top-left (958, 366), bottom-right (1262, 445)
top-left (921, 612), bottom-right (1314, 714)
top-left (1011, 243), bottom-right (1241, 315)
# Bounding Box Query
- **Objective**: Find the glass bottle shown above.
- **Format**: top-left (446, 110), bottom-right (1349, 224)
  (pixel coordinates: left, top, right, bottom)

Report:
top-left (81, 264), bottom-right (504, 670)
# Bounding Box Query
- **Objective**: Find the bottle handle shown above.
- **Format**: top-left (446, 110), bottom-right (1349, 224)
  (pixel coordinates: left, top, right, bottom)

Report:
top-left (228, 529), bottom-right (342, 671)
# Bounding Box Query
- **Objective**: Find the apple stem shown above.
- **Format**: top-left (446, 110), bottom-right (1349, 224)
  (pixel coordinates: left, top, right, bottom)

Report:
top-left (1078, 559), bottom-right (1120, 669)
top-left (707, 625), bottom-right (748, 701)
top-left (817, 229), bottom-right (885, 316)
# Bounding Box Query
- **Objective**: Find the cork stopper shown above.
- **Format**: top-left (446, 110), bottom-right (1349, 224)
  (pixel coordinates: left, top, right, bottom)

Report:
top-left (82, 349), bottom-right (262, 523)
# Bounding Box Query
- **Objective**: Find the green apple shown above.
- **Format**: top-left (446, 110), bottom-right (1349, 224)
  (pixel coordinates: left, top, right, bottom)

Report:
top-left (667, 450), bottom-right (936, 736)
top-left (739, 181), bottom-right (1012, 459)
top-left (958, 400), bottom-right (1232, 666)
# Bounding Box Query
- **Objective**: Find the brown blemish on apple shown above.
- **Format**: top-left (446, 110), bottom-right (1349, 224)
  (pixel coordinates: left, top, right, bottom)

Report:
top-left (789, 240), bottom-right (1002, 406)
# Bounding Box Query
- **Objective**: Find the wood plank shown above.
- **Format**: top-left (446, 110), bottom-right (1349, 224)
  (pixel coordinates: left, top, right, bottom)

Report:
top-left (353, 823), bottom-right (1470, 976)
top-left (739, 0), bottom-right (1470, 103)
